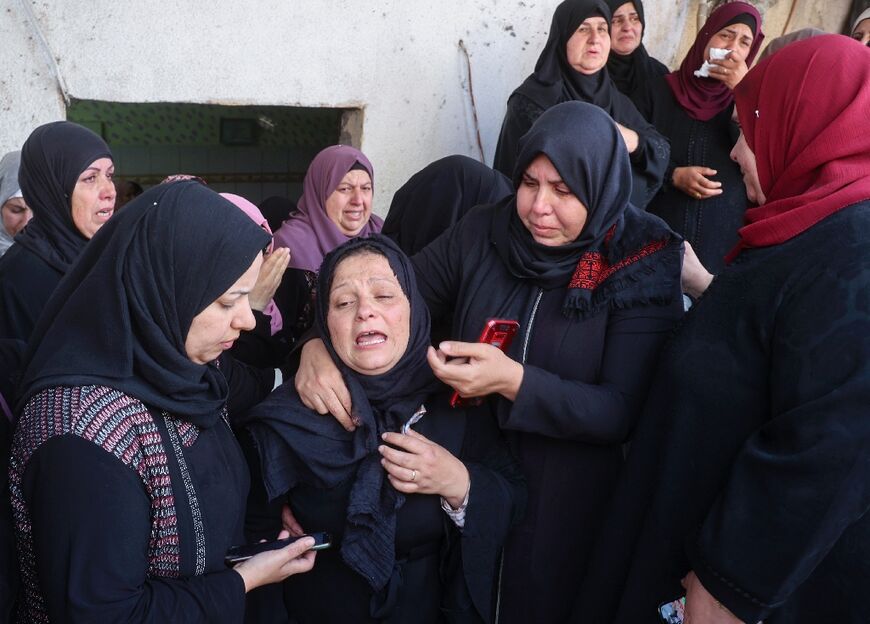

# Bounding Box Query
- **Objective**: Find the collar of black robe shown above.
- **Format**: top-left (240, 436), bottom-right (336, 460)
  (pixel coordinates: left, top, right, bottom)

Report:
top-left (605, 0), bottom-right (653, 95)
top-left (241, 234), bottom-right (440, 592)
top-left (515, 0), bottom-right (617, 113)
top-left (17, 180), bottom-right (269, 428)
top-left (14, 121), bottom-right (113, 274)
top-left (493, 100), bottom-right (681, 318)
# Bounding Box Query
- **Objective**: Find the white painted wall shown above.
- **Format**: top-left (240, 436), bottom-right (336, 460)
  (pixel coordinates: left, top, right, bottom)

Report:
top-left (0, 0), bottom-right (850, 214)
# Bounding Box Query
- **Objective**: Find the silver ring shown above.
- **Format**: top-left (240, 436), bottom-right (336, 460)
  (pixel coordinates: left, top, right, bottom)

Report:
top-left (410, 469), bottom-right (417, 481)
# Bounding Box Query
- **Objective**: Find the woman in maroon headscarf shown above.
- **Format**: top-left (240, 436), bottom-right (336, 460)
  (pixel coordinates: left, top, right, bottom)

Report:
top-left (640, 1), bottom-right (763, 275)
top-left (572, 35), bottom-right (870, 623)
top-left (270, 145), bottom-right (383, 367)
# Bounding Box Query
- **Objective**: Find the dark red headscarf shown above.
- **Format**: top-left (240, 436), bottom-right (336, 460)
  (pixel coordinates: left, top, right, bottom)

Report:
top-left (666, 1), bottom-right (764, 121)
top-left (726, 35), bottom-right (870, 261)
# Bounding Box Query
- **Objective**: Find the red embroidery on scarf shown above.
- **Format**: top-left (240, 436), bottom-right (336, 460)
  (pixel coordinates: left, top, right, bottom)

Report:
top-left (569, 235), bottom-right (669, 291)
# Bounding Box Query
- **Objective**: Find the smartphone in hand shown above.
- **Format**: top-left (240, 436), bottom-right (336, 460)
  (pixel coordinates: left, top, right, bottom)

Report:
top-left (658, 596), bottom-right (686, 624)
top-left (450, 319), bottom-right (520, 408)
top-left (224, 532), bottom-right (332, 566)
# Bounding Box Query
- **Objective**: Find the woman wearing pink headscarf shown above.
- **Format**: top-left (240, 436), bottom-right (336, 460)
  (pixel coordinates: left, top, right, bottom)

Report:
top-left (271, 145), bottom-right (383, 368)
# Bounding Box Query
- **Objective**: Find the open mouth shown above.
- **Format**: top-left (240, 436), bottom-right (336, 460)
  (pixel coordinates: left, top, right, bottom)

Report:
top-left (356, 330), bottom-right (387, 346)
top-left (96, 208), bottom-right (113, 220)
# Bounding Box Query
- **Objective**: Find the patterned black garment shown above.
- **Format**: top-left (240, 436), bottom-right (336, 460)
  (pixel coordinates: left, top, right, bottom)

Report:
top-left (10, 386), bottom-right (248, 622)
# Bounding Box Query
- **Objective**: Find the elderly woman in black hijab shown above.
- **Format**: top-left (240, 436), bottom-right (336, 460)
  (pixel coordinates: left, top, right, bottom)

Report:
top-left (0, 121), bottom-right (116, 341)
top-left (605, 0), bottom-right (669, 114)
top-left (295, 101), bottom-right (684, 622)
top-left (242, 235), bottom-right (524, 623)
top-left (492, 0), bottom-right (669, 209)
top-left (9, 182), bottom-right (316, 622)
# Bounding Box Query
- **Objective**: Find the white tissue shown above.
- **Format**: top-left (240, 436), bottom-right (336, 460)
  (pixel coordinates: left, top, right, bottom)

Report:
top-left (693, 48), bottom-right (730, 78)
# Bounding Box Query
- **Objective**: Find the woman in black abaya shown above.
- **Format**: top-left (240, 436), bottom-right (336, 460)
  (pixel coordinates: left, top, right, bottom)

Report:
top-left (492, 0), bottom-right (669, 209)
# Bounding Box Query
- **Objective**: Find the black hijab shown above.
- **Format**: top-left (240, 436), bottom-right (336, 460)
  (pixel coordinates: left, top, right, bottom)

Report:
top-left (605, 0), bottom-right (668, 100)
top-left (515, 0), bottom-right (619, 114)
top-left (494, 100), bottom-right (680, 317)
top-left (243, 234), bottom-right (440, 591)
top-left (15, 121), bottom-right (113, 273)
top-left (382, 155), bottom-right (513, 256)
top-left (17, 181), bottom-right (270, 428)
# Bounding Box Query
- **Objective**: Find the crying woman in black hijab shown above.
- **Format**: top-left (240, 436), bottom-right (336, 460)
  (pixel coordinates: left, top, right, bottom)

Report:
top-left (492, 0), bottom-right (669, 209)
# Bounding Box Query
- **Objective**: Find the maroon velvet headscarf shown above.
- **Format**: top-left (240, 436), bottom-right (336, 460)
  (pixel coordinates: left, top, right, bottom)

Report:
top-left (272, 145), bottom-right (382, 272)
top-left (726, 35), bottom-right (870, 261)
top-left (665, 1), bottom-right (764, 121)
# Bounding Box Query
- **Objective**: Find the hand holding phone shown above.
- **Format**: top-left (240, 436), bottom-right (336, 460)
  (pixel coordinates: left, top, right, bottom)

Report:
top-left (225, 532), bottom-right (331, 566)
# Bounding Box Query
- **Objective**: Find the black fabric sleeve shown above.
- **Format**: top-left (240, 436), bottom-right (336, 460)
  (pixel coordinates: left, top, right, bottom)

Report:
top-left (615, 91), bottom-right (670, 209)
top-left (230, 311), bottom-right (290, 370)
top-left (503, 296), bottom-right (682, 443)
top-left (0, 251), bottom-right (59, 342)
top-left (24, 435), bottom-right (246, 623)
top-left (410, 217), bottom-right (468, 329)
top-left (492, 95), bottom-right (545, 178)
top-left (220, 353), bottom-right (274, 423)
top-left (688, 263), bottom-right (870, 623)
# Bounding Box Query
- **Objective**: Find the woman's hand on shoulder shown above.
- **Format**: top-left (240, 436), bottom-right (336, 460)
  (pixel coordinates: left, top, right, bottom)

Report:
top-left (379, 429), bottom-right (470, 508)
top-left (427, 342), bottom-right (524, 402)
top-left (249, 248), bottom-right (290, 311)
top-left (295, 338), bottom-right (356, 431)
top-left (672, 166), bottom-right (723, 200)
top-left (233, 532), bottom-right (317, 593)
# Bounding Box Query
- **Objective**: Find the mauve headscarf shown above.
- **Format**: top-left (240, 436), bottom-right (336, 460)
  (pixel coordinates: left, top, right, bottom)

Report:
top-left (273, 145), bottom-right (383, 272)
top-left (221, 193), bottom-right (283, 335)
top-left (726, 35), bottom-right (870, 261)
top-left (665, 1), bottom-right (764, 121)
top-left (15, 121), bottom-right (113, 273)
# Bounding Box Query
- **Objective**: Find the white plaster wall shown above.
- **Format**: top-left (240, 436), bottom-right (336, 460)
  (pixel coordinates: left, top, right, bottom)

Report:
top-left (0, 0), bottom-right (850, 215)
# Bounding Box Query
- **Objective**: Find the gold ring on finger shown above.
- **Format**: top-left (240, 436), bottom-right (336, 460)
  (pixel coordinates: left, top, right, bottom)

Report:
top-left (410, 469), bottom-right (417, 481)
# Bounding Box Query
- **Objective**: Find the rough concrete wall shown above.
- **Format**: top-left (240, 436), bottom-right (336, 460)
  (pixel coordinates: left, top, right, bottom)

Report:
top-left (0, 0), bottom-right (852, 215)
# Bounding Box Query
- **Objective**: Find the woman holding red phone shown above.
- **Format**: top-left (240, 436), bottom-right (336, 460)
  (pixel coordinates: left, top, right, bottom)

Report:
top-left (295, 101), bottom-right (683, 622)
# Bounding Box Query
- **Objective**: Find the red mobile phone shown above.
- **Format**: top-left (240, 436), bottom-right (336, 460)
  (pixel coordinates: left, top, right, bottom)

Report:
top-left (449, 319), bottom-right (520, 408)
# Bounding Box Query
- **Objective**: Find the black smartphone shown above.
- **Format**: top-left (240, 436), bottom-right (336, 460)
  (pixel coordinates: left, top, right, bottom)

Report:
top-left (658, 596), bottom-right (686, 624)
top-left (450, 319), bottom-right (520, 408)
top-left (224, 532), bottom-right (331, 566)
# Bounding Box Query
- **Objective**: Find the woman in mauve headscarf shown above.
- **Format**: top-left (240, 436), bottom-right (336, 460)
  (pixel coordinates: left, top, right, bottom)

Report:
top-left (573, 35), bottom-right (870, 624)
top-left (270, 145), bottom-right (382, 368)
top-left (640, 1), bottom-right (764, 276)
top-left (492, 0), bottom-right (670, 209)
top-left (0, 122), bottom-right (115, 341)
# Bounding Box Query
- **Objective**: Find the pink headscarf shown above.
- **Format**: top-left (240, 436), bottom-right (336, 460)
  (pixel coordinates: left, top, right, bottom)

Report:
top-left (272, 145), bottom-right (383, 272)
top-left (221, 193), bottom-right (283, 335)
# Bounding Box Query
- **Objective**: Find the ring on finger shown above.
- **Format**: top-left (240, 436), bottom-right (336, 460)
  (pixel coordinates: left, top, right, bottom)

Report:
top-left (410, 469), bottom-right (417, 481)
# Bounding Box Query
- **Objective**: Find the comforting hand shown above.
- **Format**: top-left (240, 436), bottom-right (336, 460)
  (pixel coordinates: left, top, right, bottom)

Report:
top-left (682, 571), bottom-right (745, 624)
top-left (234, 533), bottom-right (317, 592)
top-left (295, 339), bottom-right (355, 430)
top-left (708, 53), bottom-right (749, 90)
top-left (379, 429), bottom-right (470, 509)
top-left (681, 241), bottom-right (714, 299)
top-left (615, 122), bottom-right (640, 154)
top-left (672, 166), bottom-right (723, 200)
top-left (427, 342), bottom-right (524, 401)
top-left (249, 248), bottom-right (290, 311)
